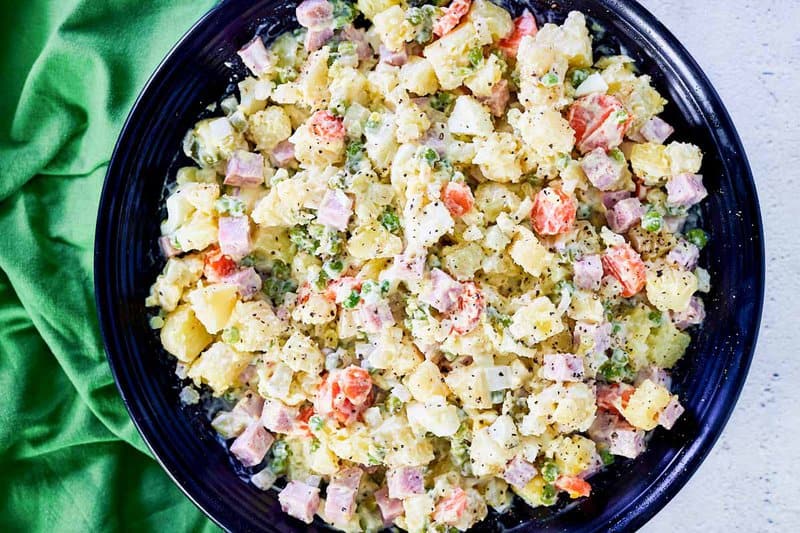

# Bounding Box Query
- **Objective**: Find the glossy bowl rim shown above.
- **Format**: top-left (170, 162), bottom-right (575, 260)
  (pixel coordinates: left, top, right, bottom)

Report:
top-left (94, 0), bottom-right (765, 531)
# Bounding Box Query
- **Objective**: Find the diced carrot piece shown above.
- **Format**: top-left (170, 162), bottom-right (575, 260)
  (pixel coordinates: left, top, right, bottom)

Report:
top-left (442, 181), bottom-right (474, 217)
top-left (531, 187), bottom-right (577, 236)
top-left (433, 0), bottom-right (472, 37)
top-left (602, 243), bottom-right (646, 297)
top-left (497, 10), bottom-right (538, 57)
top-left (555, 476), bottom-right (592, 498)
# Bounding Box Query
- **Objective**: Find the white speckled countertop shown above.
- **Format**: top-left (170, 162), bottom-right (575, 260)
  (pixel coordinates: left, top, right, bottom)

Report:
top-left (634, 0), bottom-right (800, 531)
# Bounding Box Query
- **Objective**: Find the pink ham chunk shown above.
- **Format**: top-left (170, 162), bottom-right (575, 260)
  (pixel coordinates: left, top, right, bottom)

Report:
top-left (581, 148), bottom-right (623, 191)
top-left (271, 140), bottom-right (296, 167)
top-left (382, 252), bottom-right (426, 284)
top-left (639, 116), bottom-right (674, 144)
top-left (477, 79), bottom-right (510, 117)
top-left (634, 365), bottom-right (672, 389)
top-left (219, 216), bottom-right (251, 260)
top-left (590, 412), bottom-right (646, 459)
top-left (379, 45), bottom-right (408, 66)
top-left (237, 37), bottom-right (272, 76)
top-left (608, 428), bottom-right (646, 458)
top-left (601, 190), bottom-right (632, 209)
top-left (225, 151), bottom-right (264, 187)
top-left (159, 236), bottom-right (180, 258)
top-left (503, 456), bottom-right (538, 488)
top-left (261, 399), bottom-right (299, 434)
top-left (223, 267), bottom-right (262, 300)
top-left (357, 301), bottom-right (395, 333)
top-left (542, 353), bottom-right (585, 382)
top-left (420, 268), bottom-right (463, 313)
top-left (658, 396), bottom-right (685, 429)
top-left (296, 0), bottom-right (333, 29)
top-left (230, 421), bottom-right (274, 467)
top-left (573, 321), bottom-right (612, 355)
top-left (341, 25), bottom-right (373, 61)
top-left (317, 189), bottom-right (353, 231)
top-left (375, 487), bottom-right (404, 525)
top-left (233, 392), bottom-right (265, 419)
top-left (324, 467), bottom-right (363, 525)
top-left (666, 173), bottom-right (708, 207)
top-left (305, 27), bottom-right (334, 52)
top-left (573, 254), bottom-right (603, 290)
top-left (606, 197), bottom-right (644, 233)
top-left (667, 240), bottom-right (700, 270)
top-left (279, 480), bottom-right (321, 524)
top-left (386, 467), bottom-right (425, 500)
top-left (671, 296), bottom-right (706, 330)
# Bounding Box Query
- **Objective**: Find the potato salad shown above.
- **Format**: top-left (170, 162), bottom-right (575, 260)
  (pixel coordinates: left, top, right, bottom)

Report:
top-left (146, 0), bottom-right (711, 530)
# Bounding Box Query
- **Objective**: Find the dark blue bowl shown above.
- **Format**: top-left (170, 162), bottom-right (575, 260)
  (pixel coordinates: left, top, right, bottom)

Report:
top-left (94, 0), bottom-right (765, 531)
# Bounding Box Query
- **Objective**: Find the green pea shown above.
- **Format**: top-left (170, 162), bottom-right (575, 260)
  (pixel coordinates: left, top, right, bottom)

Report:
top-left (541, 461), bottom-right (559, 483)
top-left (686, 228), bottom-right (709, 249)
top-left (342, 289), bottom-right (361, 309)
top-left (642, 210), bottom-right (663, 232)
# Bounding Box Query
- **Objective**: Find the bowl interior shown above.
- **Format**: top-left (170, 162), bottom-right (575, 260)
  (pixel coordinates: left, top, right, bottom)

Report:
top-left (95, 0), bottom-right (764, 531)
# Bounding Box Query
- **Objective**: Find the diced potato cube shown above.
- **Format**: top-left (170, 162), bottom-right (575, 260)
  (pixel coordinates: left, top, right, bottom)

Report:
top-left (405, 360), bottom-right (449, 401)
top-left (226, 300), bottom-right (283, 352)
top-left (645, 263), bottom-right (698, 312)
top-left (187, 342), bottom-right (252, 394)
top-left (509, 226), bottom-right (553, 277)
top-left (282, 331), bottom-right (324, 374)
top-left (447, 96), bottom-right (494, 137)
top-left (400, 57), bottom-right (439, 96)
top-left (247, 106), bottom-right (292, 151)
top-left (551, 435), bottom-right (596, 476)
top-left (647, 319), bottom-right (691, 368)
top-left (630, 143), bottom-right (671, 185)
top-left (470, 427), bottom-right (511, 476)
top-left (622, 379), bottom-right (672, 430)
top-left (160, 304), bottom-right (213, 363)
top-left (187, 284), bottom-right (239, 334)
top-left (445, 366), bottom-right (491, 409)
top-left (175, 211), bottom-right (218, 252)
top-left (665, 142), bottom-right (703, 175)
top-left (372, 5), bottom-right (414, 52)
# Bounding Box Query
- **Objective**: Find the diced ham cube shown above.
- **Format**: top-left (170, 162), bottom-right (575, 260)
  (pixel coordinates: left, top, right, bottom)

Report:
top-left (639, 116), bottom-right (674, 144)
top-left (261, 399), bottom-right (299, 434)
top-left (667, 240), bottom-right (700, 270)
top-left (386, 467), bottom-right (425, 500)
top-left (230, 421), bottom-right (274, 467)
top-left (573, 321), bottom-right (612, 355)
top-left (305, 27), bottom-right (334, 52)
top-left (581, 148), bottom-right (623, 191)
top-left (588, 411), bottom-right (644, 458)
top-left (159, 236), bottom-right (180, 258)
top-left (634, 365), bottom-right (672, 389)
top-left (447, 281), bottom-right (484, 335)
top-left (601, 190), bottom-right (632, 209)
top-left (658, 396), bottom-right (685, 429)
top-left (341, 25), bottom-right (373, 61)
top-left (357, 301), bottom-right (395, 333)
top-left (379, 45), bottom-right (408, 66)
top-left (316, 189), bottom-right (353, 231)
top-left (271, 140), bottom-right (296, 167)
top-left (608, 428), bottom-right (646, 458)
top-left (382, 252), bottom-right (426, 284)
top-left (476, 79), bottom-right (510, 117)
top-left (237, 37), bottom-right (272, 76)
top-left (606, 198), bottom-right (644, 234)
top-left (666, 173), bottom-right (708, 207)
top-left (671, 296), bottom-right (706, 330)
top-left (541, 353), bottom-right (585, 382)
top-left (223, 267), bottom-right (262, 300)
top-left (279, 480), bottom-right (321, 524)
top-left (225, 150), bottom-right (264, 187)
top-left (503, 456), bottom-right (538, 488)
top-left (573, 254), bottom-right (603, 290)
top-left (218, 216), bottom-right (251, 260)
top-left (296, 0), bottom-right (333, 29)
top-left (324, 467), bottom-right (363, 525)
top-left (375, 486), bottom-right (404, 525)
top-left (420, 268), bottom-right (463, 313)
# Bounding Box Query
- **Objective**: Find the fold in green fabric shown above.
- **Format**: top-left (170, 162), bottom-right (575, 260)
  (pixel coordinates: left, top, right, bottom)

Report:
top-left (0, 1), bottom-right (218, 530)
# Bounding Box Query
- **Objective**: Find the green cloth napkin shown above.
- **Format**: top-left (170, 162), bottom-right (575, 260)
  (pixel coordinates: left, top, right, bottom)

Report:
top-left (0, 1), bottom-right (220, 530)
